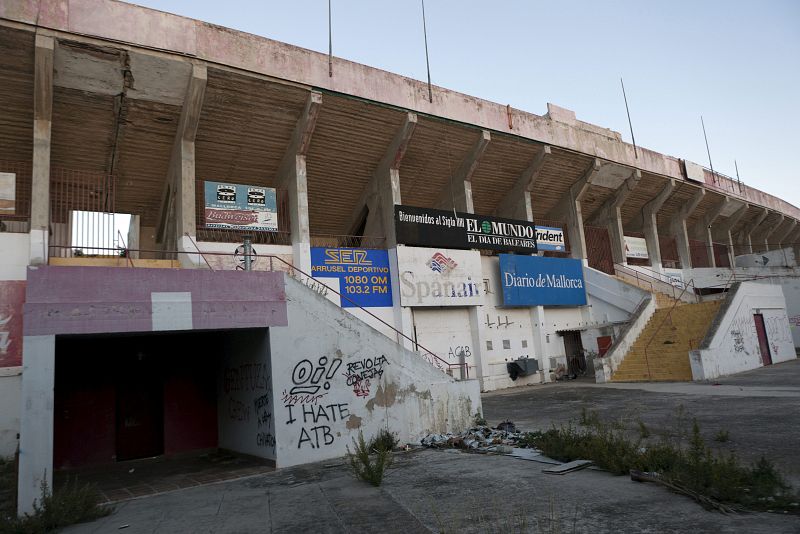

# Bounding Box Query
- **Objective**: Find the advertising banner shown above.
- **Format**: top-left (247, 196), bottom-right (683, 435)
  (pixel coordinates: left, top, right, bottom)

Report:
top-left (499, 254), bottom-right (586, 307)
top-left (311, 248), bottom-right (392, 308)
top-left (535, 226), bottom-right (566, 251)
top-left (397, 246), bottom-right (483, 307)
top-left (204, 181), bottom-right (278, 231)
top-left (0, 173), bottom-right (15, 215)
top-left (395, 205), bottom-right (537, 253)
top-left (0, 280), bottom-right (25, 367)
top-left (624, 236), bottom-right (649, 259)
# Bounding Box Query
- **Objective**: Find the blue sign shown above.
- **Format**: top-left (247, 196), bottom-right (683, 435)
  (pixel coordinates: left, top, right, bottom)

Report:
top-left (204, 181), bottom-right (278, 231)
top-left (311, 248), bottom-right (393, 308)
top-left (499, 254), bottom-right (586, 306)
top-left (535, 226), bottom-right (566, 251)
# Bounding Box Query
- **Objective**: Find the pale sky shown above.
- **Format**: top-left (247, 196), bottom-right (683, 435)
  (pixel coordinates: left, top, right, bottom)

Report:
top-left (132, 0), bottom-right (800, 208)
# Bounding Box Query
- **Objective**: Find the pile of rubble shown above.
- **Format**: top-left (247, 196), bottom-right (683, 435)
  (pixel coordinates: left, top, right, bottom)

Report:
top-left (420, 421), bottom-right (534, 454)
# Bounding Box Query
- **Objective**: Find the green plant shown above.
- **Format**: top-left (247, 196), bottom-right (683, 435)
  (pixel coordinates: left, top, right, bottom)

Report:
top-left (368, 428), bottom-right (399, 453)
top-left (522, 412), bottom-right (798, 513)
top-left (1, 477), bottom-right (112, 534)
top-left (714, 429), bottom-right (730, 443)
top-left (347, 431), bottom-right (393, 487)
top-left (637, 419), bottom-right (651, 439)
top-left (473, 410), bottom-right (487, 427)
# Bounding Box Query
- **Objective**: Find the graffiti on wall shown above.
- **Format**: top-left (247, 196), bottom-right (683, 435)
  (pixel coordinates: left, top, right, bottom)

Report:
top-left (344, 355), bottom-right (389, 398)
top-left (281, 356), bottom-right (342, 407)
top-left (728, 315), bottom-right (758, 355)
top-left (285, 401), bottom-right (350, 449)
top-left (224, 362), bottom-right (274, 451)
top-left (0, 281), bottom-right (25, 368)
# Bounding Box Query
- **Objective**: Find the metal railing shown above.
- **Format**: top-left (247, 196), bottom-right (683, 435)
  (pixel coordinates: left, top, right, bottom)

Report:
top-left (180, 233), bottom-right (466, 378)
top-left (52, 235), bottom-right (467, 379)
top-left (640, 277), bottom-right (698, 379)
top-left (613, 263), bottom-right (692, 301)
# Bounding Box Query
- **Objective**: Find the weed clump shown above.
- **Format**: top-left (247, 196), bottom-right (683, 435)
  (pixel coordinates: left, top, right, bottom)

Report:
top-left (368, 428), bottom-right (399, 453)
top-left (347, 431), bottom-right (393, 487)
top-left (522, 409), bottom-right (798, 513)
top-left (1, 476), bottom-right (111, 534)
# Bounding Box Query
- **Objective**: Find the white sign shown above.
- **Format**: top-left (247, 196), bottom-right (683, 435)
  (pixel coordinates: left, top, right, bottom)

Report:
top-left (624, 236), bottom-right (649, 259)
top-left (535, 226), bottom-right (565, 251)
top-left (396, 246), bottom-right (483, 307)
top-left (0, 173), bottom-right (15, 215)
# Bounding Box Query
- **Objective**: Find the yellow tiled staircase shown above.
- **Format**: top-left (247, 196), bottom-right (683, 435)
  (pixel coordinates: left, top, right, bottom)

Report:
top-left (611, 300), bottom-right (721, 382)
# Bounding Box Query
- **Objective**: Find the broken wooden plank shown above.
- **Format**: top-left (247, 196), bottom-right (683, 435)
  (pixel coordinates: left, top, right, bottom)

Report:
top-left (543, 459), bottom-right (593, 475)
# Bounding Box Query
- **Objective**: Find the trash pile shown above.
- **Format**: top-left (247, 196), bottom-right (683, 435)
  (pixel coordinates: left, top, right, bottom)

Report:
top-left (420, 420), bottom-right (533, 454)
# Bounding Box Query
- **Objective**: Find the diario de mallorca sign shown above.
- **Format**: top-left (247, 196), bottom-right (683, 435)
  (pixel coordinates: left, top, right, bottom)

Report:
top-left (204, 181), bottom-right (278, 231)
top-left (310, 248), bottom-right (392, 308)
top-left (396, 246), bottom-right (483, 307)
top-left (395, 205), bottom-right (538, 253)
top-left (499, 254), bottom-right (587, 307)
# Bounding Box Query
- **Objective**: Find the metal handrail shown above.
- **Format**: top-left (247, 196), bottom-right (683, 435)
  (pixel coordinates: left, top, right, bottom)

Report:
top-left (613, 263), bottom-right (681, 300)
top-left (183, 233), bottom-right (215, 271)
top-left (641, 277), bottom-right (698, 379)
top-left (46, 240), bottom-right (466, 378)
top-left (116, 230), bottom-right (134, 268)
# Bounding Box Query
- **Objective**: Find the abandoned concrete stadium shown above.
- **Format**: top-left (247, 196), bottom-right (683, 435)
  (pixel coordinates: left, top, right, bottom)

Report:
top-left (0, 0), bottom-right (798, 517)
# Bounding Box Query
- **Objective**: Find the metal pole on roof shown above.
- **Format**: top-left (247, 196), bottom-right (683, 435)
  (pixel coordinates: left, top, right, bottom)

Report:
top-left (701, 115), bottom-right (717, 184)
top-left (422, 0), bottom-right (433, 103)
top-left (734, 159), bottom-right (742, 193)
top-left (620, 77), bottom-right (638, 159)
top-left (328, 0), bottom-right (333, 77)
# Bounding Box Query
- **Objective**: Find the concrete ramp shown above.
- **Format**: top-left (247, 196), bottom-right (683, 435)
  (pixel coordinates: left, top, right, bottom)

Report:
top-left (268, 274), bottom-right (481, 468)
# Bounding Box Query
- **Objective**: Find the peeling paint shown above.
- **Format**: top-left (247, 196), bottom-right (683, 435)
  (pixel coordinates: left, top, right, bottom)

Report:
top-left (345, 414), bottom-right (362, 429)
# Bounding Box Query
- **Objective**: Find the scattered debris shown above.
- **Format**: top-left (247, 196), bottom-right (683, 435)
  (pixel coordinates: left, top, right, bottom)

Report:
top-left (543, 459), bottom-right (593, 475)
top-left (496, 420), bottom-right (516, 432)
top-left (420, 423), bottom-right (529, 453)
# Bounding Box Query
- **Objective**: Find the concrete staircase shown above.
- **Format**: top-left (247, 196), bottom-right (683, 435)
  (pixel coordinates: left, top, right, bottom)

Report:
top-left (611, 300), bottom-right (721, 382)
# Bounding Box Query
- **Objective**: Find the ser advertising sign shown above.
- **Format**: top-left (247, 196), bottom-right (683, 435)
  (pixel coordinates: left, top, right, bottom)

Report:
top-left (311, 248), bottom-right (392, 308)
top-left (397, 246), bottom-right (483, 307)
top-left (499, 254), bottom-right (587, 307)
top-left (395, 205), bottom-right (537, 254)
top-left (204, 181), bottom-right (278, 231)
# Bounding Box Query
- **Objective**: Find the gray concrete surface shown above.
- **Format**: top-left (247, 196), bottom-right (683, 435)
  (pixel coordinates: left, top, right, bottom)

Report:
top-left (63, 359), bottom-right (800, 533)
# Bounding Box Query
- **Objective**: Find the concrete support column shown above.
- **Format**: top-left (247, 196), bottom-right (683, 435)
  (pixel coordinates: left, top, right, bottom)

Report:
top-left (711, 201), bottom-right (748, 267)
top-left (547, 159), bottom-right (600, 263)
top-left (30, 35), bottom-right (54, 265)
top-left (691, 197), bottom-right (728, 268)
top-left (17, 335), bottom-right (56, 516)
top-left (587, 169), bottom-right (640, 267)
top-left (277, 91), bottom-right (322, 273)
top-left (127, 214), bottom-right (141, 259)
top-left (530, 306), bottom-right (550, 382)
top-left (669, 188), bottom-right (704, 269)
top-left (157, 64), bottom-right (207, 266)
top-left (762, 214), bottom-right (784, 252)
top-left (436, 130), bottom-right (490, 213)
top-left (740, 208), bottom-right (769, 255)
top-left (638, 179), bottom-right (675, 272)
top-left (774, 219), bottom-right (796, 251)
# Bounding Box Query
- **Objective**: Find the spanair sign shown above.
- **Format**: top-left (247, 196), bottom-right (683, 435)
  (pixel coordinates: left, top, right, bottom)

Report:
top-left (395, 205), bottom-right (537, 253)
top-left (396, 246), bottom-right (483, 307)
top-left (499, 254), bottom-right (587, 307)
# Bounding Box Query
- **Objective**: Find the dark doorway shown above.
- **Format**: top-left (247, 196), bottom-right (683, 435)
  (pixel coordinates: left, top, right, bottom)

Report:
top-left (753, 314), bottom-right (773, 366)
top-left (116, 351), bottom-right (164, 461)
top-left (561, 331), bottom-right (586, 376)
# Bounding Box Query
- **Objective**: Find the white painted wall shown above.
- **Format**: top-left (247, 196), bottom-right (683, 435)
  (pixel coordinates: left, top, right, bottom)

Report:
top-left (690, 282), bottom-right (795, 380)
top-left (688, 266), bottom-right (800, 289)
top-left (584, 266), bottom-right (649, 324)
top-left (217, 329), bottom-right (275, 462)
top-left (756, 277), bottom-right (800, 349)
top-left (0, 368), bottom-right (21, 458)
top-left (735, 248), bottom-right (796, 268)
top-left (0, 233), bottom-right (29, 280)
top-left (192, 241), bottom-right (294, 272)
top-left (268, 274), bottom-right (481, 468)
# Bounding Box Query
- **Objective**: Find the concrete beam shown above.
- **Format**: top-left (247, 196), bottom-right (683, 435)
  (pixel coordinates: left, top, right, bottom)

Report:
top-left (692, 196), bottom-right (729, 267)
top-left (711, 201), bottom-right (747, 266)
top-left (736, 207), bottom-right (769, 255)
top-left (668, 187), bottom-right (704, 269)
top-left (546, 158), bottom-right (601, 260)
top-left (436, 130), bottom-right (491, 212)
top-left (493, 145), bottom-right (551, 220)
top-left (762, 214), bottom-right (785, 252)
top-left (275, 91), bottom-right (323, 272)
top-left (587, 169), bottom-right (641, 265)
top-left (157, 63), bottom-right (207, 255)
top-left (30, 34), bottom-right (54, 265)
top-left (633, 179), bottom-right (675, 271)
top-left (346, 112), bottom-right (418, 245)
top-left (773, 219), bottom-right (797, 250)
